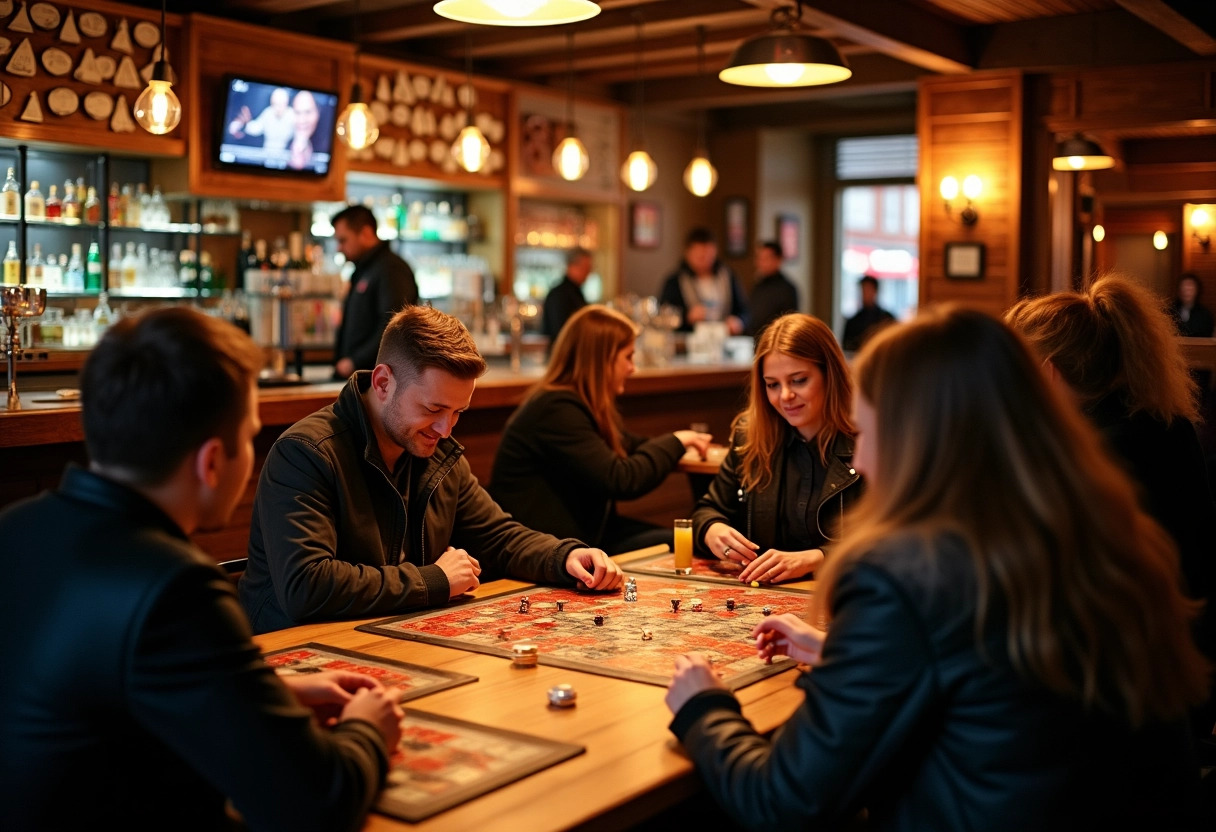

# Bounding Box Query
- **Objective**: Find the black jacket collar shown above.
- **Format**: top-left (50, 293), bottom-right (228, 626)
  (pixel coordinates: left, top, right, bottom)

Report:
top-left (58, 464), bottom-right (189, 541)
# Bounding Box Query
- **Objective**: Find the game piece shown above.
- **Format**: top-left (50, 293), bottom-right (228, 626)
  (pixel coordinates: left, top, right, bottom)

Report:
top-left (624, 587), bottom-right (637, 602)
top-left (496, 627), bottom-right (509, 640)
top-left (751, 581), bottom-right (761, 588)
top-left (547, 684), bottom-right (577, 708)
top-left (594, 614), bottom-right (604, 626)
top-left (670, 599), bottom-right (680, 613)
top-left (511, 642), bottom-right (539, 668)
top-left (518, 599), bottom-right (529, 614)
top-left (691, 599), bottom-right (703, 612)
top-left (762, 606), bottom-right (773, 616)
top-left (556, 599), bottom-right (565, 612)
top-left (641, 628), bottom-right (652, 640)
top-left (726, 599), bottom-right (736, 611)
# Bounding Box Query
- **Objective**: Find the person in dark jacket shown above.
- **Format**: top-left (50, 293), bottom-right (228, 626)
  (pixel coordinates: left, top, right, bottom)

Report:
top-left (0, 308), bottom-right (402, 831)
top-left (542, 247), bottom-right (592, 343)
top-left (1171, 273), bottom-right (1215, 338)
top-left (694, 313), bottom-right (862, 584)
top-left (1008, 274), bottom-right (1216, 741)
top-left (747, 239), bottom-right (798, 340)
top-left (840, 274), bottom-right (896, 352)
top-left (667, 307), bottom-right (1211, 831)
top-left (333, 204), bottom-right (419, 379)
top-left (241, 305), bottom-right (622, 634)
top-left (658, 227), bottom-right (748, 334)
top-left (490, 305), bottom-right (712, 554)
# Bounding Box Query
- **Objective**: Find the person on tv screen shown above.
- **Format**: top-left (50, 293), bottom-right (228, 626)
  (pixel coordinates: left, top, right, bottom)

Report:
top-left (228, 87), bottom-right (296, 153)
top-left (289, 90), bottom-right (320, 172)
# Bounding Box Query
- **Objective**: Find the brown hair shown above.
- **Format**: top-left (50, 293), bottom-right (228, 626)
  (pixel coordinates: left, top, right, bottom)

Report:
top-left (1006, 273), bottom-right (1198, 423)
top-left (735, 313), bottom-right (855, 492)
top-left (532, 304), bottom-right (638, 457)
top-left (816, 306), bottom-right (1207, 726)
top-left (376, 305), bottom-right (487, 383)
top-left (80, 307), bottom-right (264, 485)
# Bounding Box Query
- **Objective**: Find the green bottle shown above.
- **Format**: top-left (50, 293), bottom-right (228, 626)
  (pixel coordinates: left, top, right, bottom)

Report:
top-left (85, 241), bottom-right (102, 293)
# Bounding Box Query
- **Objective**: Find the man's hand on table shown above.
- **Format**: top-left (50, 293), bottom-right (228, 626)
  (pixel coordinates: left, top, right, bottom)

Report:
top-left (438, 546), bottom-right (482, 598)
top-left (566, 547), bottom-right (624, 590)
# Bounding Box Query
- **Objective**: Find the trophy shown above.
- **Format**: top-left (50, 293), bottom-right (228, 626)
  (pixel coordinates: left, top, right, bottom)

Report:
top-left (3, 285), bottom-right (47, 410)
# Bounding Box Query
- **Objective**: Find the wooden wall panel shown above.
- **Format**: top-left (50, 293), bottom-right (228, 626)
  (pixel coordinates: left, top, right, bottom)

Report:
top-left (918, 72), bottom-right (1025, 318)
top-left (1046, 60), bottom-right (1216, 132)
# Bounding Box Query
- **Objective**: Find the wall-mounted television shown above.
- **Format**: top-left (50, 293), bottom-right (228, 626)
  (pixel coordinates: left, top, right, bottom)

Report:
top-left (216, 76), bottom-right (340, 177)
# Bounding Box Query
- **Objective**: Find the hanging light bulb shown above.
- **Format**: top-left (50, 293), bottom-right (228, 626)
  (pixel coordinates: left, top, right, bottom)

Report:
top-left (1092, 224), bottom-right (1105, 242)
top-left (622, 150), bottom-right (658, 192)
top-left (434, 0), bottom-right (601, 26)
top-left (134, 1), bottom-right (180, 135)
top-left (720, 2), bottom-right (851, 88)
top-left (453, 125), bottom-right (492, 173)
top-left (1153, 230), bottom-right (1169, 250)
top-left (554, 136), bottom-right (590, 181)
top-left (336, 84), bottom-right (379, 151)
top-left (683, 155), bottom-right (718, 197)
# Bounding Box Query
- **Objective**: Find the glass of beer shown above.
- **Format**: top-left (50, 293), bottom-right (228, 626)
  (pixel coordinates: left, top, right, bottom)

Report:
top-left (673, 518), bottom-right (693, 575)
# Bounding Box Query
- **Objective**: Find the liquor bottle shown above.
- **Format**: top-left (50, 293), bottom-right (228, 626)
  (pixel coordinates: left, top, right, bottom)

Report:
top-left (92, 291), bottom-right (113, 337)
top-left (288, 232), bottom-right (307, 269)
top-left (61, 180), bottom-right (80, 225)
top-left (255, 238), bottom-right (270, 269)
top-left (83, 187), bottom-right (101, 225)
top-left (108, 183), bottom-right (122, 227)
top-left (178, 249), bottom-right (197, 293)
top-left (108, 243), bottom-right (122, 288)
top-left (137, 183), bottom-right (150, 226)
top-left (3, 240), bottom-right (20, 284)
top-left (136, 243), bottom-right (149, 287)
top-left (232, 289), bottom-right (251, 334)
top-left (120, 184), bottom-right (135, 227)
top-left (85, 241), bottom-right (102, 293)
top-left (26, 243), bottom-right (43, 286)
top-left (24, 180), bottom-right (44, 221)
top-left (45, 184), bottom-right (61, 222)
top-left (148, 186), bottom-right (168, 229)
top-left (66, 243), bottom-right (84, 292)
top-left (0, 168), bottom-right (19, 218)
top-left (237, 230), bottom-right (257, 284)
top-left (198, 251), bottom-right (215, 296)
top-left (121, 242), bottom-right (139, 288)
top-left (42, 251), bottom-right (62, 291)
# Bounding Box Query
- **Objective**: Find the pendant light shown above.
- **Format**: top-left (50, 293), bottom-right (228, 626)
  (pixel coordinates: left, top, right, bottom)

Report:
top-left (434, 0), bottom-right (600, 27)
top-left (620, 16), bottom-right (657, 193)
top-left (683, 27), bottom-right (718, 197)
top-left (553, 32), bottom-right (589, 181)
top-left (336, 0), bottom-right (380, 151)
top-left (133, 0), bottom-right (181, 134)
top-left (452, 34), bottom-right (491, 173)
top-left (720, 1), bottom-right (851, 88)
top-left (1052, 135), bottom-right (1114, 171)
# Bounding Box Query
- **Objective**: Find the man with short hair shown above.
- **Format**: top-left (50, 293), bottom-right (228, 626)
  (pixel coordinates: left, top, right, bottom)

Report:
top-left (0, 308), bottom-right (402, 830)
top-left (333, 203), bottom-right (419, 379)
top-left (241, 305), bottom-right (623, 634)
top-left (543, 247), bottom-right (592, 342)
top-left (748, 240), bottom-right (799, 339)
top-left (841, 274), bottom-right (896, 352)
top-left (658, 227), bottom-right (748, 334)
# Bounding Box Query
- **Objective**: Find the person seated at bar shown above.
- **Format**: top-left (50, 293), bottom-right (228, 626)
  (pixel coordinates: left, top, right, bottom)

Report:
top-left (659, 226), bottom-right (748, 334)
top-left (0, 308), bottom-right (402, 830)
top-left (840, 273), bottom-right (895, 352)
top-left (747, 239), bottom-right (798, 341)
top-left (240, 305), bottom-right (622, 634)
top-left (542, 247), bottom-right (592, 344)
top-left (666, 307), bottom-right (1211, 830)
top-left (489, 305), bottom-right (712, 555)
top-left (1171, 272), bottom-right (1215, 338)
top-left (1007, 274), bottom-right (1216, 740)
top-left (692, 312), bottom-right (861, 584)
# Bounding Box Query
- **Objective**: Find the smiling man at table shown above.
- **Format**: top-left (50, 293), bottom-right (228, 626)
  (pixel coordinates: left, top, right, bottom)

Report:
top-left (240, 305), bottom-right (623, 633)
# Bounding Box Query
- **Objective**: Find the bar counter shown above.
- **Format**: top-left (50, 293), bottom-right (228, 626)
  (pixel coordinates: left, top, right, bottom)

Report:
top-left (0, 360), bottom-right (751, 560)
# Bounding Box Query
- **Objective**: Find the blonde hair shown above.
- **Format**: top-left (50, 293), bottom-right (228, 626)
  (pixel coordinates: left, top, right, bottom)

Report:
top-left (814, 306), bottom-right (1207, 727)
top-left (734, 313), bottom-right (855, 492)
top-left (1006, 273), bottom-right (1198, 423)
top-left (531, 305), bottom-right (638, 457)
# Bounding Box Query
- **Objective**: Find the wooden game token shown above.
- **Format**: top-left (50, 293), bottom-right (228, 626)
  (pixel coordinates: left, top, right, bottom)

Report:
top-left (18, 89), bottom-right (42, 122)
top-left (369, 100), bottom-right (388, 126)
top-left (547, 684), bottom-right (576, 707)
top-left (391, 140), bottom-right (409, 167)
top-left (6, 37), bottom-right (35, 76)
top-left (133, 20), bottom-right (159, 48)
top-left (393, 70), bottom-right (412, 103)
top-left (58, 9), bottom-right (79, 44)
top-left (94, 54), bottom-right (115, 81)
top-left (0, 1), bottom-right (11, 18)
top-left (0, 36), bottom-right (10, 55)
top-left (113, 55), bottom-right (140, 89)
top-left (511, 643), bottom-right (539, 668)
top-left (77, 12), bottom-right (106, 39)
top-left (375, 74), bottom-right (390, 103)
top-left (41, 46), bottom-right (71, 75)
top-left (47, 87), bottom-right (77, 117)
top-left (83, 90), bottom-right (113, 120)
top-left (457, 83), bottom-right (476, 110)
top-left (110, 18), bottom-right (132, 54)
top-left (110, 94), bottom-right (135, 133)
top-left (0, 81), bottom-right (10, 108)
top-left (73, 47), bottom-right (101, 84)
top-left (29, 2), bottom-right (58, 30)
top-left (8, 2), bottom-right (33, 33)
top-left (391, 103), bottom-right (409, 127)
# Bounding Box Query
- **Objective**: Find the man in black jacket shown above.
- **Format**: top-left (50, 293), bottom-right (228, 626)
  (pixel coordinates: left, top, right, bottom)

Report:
top-left (542, 247), bottom-right (592, 343)
top-left (0, 308), bottom-right (402, 831)
top-left (241, 305), bottom-right (623, 633)
top-left (748, 240), bottom-right (799, 340)
top-left (333, 204), bottom-right (419, 379)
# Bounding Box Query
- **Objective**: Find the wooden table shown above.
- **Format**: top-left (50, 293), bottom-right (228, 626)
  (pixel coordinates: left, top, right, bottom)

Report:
top-left (676, 445), bottom-right (728, 503)
top-left (253, 548), bottom-right (811, 832)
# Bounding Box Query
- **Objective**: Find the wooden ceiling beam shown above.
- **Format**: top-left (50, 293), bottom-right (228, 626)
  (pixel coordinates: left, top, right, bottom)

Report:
top-left (1113, 0), bottom-right (1216, 55)
top-left (572, 41), bottom-right (872, 84)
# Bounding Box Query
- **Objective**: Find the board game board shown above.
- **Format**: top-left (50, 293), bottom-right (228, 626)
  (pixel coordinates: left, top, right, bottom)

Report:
top-left (358, 577), bottom-right (812, 689)
top-left (263, 643), bottom-right (477, 702)
top-left (624, 549), bottom-right (748, 585)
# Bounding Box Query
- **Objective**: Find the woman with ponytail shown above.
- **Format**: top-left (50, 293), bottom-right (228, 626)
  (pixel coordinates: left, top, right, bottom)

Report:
top-left (665, 307), bottom-right (1209, 831)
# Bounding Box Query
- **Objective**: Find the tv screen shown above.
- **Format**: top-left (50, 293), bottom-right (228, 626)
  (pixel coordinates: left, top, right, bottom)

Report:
top-left (216, 77), bottom-right (340, 177)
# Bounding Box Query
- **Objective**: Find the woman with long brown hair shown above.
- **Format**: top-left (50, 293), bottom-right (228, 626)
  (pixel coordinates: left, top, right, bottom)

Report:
top-left (666, 307), bottom-right (1210, 830)
top-left (1007, 274), bottom-right (1216, 737)
top-left (692, 313), bottom-right (861, 583)
top-left (489, 305), bottom-right (711, 554)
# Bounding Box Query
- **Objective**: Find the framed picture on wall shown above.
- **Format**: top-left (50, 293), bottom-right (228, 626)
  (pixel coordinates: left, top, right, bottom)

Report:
top-left (630, 201), bottom-right (661, 249)
top-left (776, 214), bottom-right (800, 260)
top-left (725, 197), bottom-right (749, 257)
top-left (944, 242), bottom-right (986, 279)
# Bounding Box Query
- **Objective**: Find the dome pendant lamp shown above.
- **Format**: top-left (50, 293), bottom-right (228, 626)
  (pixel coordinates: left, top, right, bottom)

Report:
top-left (134, 0), bottom-right (181, 134)
top-left (683, 27), bottom-right (718, 197)
top-left (720, 0), bottom-right (851, 88)
top-left (336, 0), bottom-right (380, 151)
top-left (552, 32), bottom-right (589, 181)
top-left (434, 0), bottom-right (601, 27)
top-left (620, 15), bottom-right (657, 193)
top-left (1052, 135), bottom-right (1115, 171)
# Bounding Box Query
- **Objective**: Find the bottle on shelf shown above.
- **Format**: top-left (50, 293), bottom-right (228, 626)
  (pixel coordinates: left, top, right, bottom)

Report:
top-left (45, 184), bottom-right (61, 222)
top-left (136, 243), bottom-right (149, 286)
top-left (61, 180), bottom-right (80, 225)
top-left (255, 238), bottom-right (269, 269)
top-left (24, 180), bottom-right (45, 221)
top-left (3, 240), bottom-right (20, 284)
top-left (42, 251), bottom-right (62, 291)
top-left (199, 251), bottom-right (214, 296)
top-left (66, 243), bottom-right (84, 292)
top-left (1, 168), bottom-right (19, 219)
top-left (93, 291), bottom-right (112, 338)
top-left (147, 186), bottom-right (168, 229)
top-left (26, 243), bottom-right (43, 286)
top-left (120, 184), bottom-right (136, 227)
top-left (238, 230), bottom-right (257, 286)
top-left (136, 183), bottom-right (150, 226)
top-left (83, 187), bottom-right (101, 225)
top-left (121, 242), bottom-right (139, 288)
top-left (178, 249), bottom-right (197, 293)
top-left (108, 242), bottom-right (122, 288)
top-left (85, 241), bottom-right (102, 293)
top-left (107, 183), bottom-right (121, 227)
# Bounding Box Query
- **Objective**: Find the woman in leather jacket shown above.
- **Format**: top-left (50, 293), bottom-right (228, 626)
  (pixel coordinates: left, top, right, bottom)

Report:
top-left (666, 307), bottom-right (1210, 831)
top-left (692, 313), bottom-right (861, 583)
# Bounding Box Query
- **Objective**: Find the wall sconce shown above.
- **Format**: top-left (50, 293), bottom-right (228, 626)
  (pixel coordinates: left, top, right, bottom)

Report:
top-left (1153, 230), bottom-right (1169, 251)
top-left (940, 175), bottom-right (980, 226)
top-left (1191, 206), bottom-right (1212, 249)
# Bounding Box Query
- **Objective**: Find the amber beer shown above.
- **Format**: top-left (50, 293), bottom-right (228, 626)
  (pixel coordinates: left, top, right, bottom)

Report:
top-left (673, 518), bottom-right (693, 575)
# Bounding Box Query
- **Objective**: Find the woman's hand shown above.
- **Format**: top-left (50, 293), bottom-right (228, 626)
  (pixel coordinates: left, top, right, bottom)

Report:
top-left (673, 430), bottom-right (713, 459)
top-left (665, 653), bottom-right (726, 714)
top-left (281, 670), bottom-right (383, 725)
top-left (738, 548), bottom-right (823, 584)
top-left (752, 614), bottom-right (826, 665)
top-left (703, 522), bottom-right (759, 564)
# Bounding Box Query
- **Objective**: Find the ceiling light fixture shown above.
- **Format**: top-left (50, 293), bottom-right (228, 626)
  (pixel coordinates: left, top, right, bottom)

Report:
top-left (133, 0), bottom-right (181, 134)
top-left (1052, 135), bottom-right (1114, 171)
top-left (336, 0), bottom-right (379, 152)
top-left (434, 0), bottom-right (600, 27)
top-left (452, 34), bottom-right (491, 173)
top-left (621, 14), bottom-right (657, 193)
top-left (719, 0), bottom-right (851, 88)
top-left (552, 31), bottom-right (589, 181)
top-left (683, 26), bottom-right (718, 198)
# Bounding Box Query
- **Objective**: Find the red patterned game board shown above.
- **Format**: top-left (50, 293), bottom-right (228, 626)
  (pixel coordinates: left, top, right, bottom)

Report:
top-left (358, 577), bottom-right (812, 688)
top-left (263, 643), bottom-right (477, 702)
